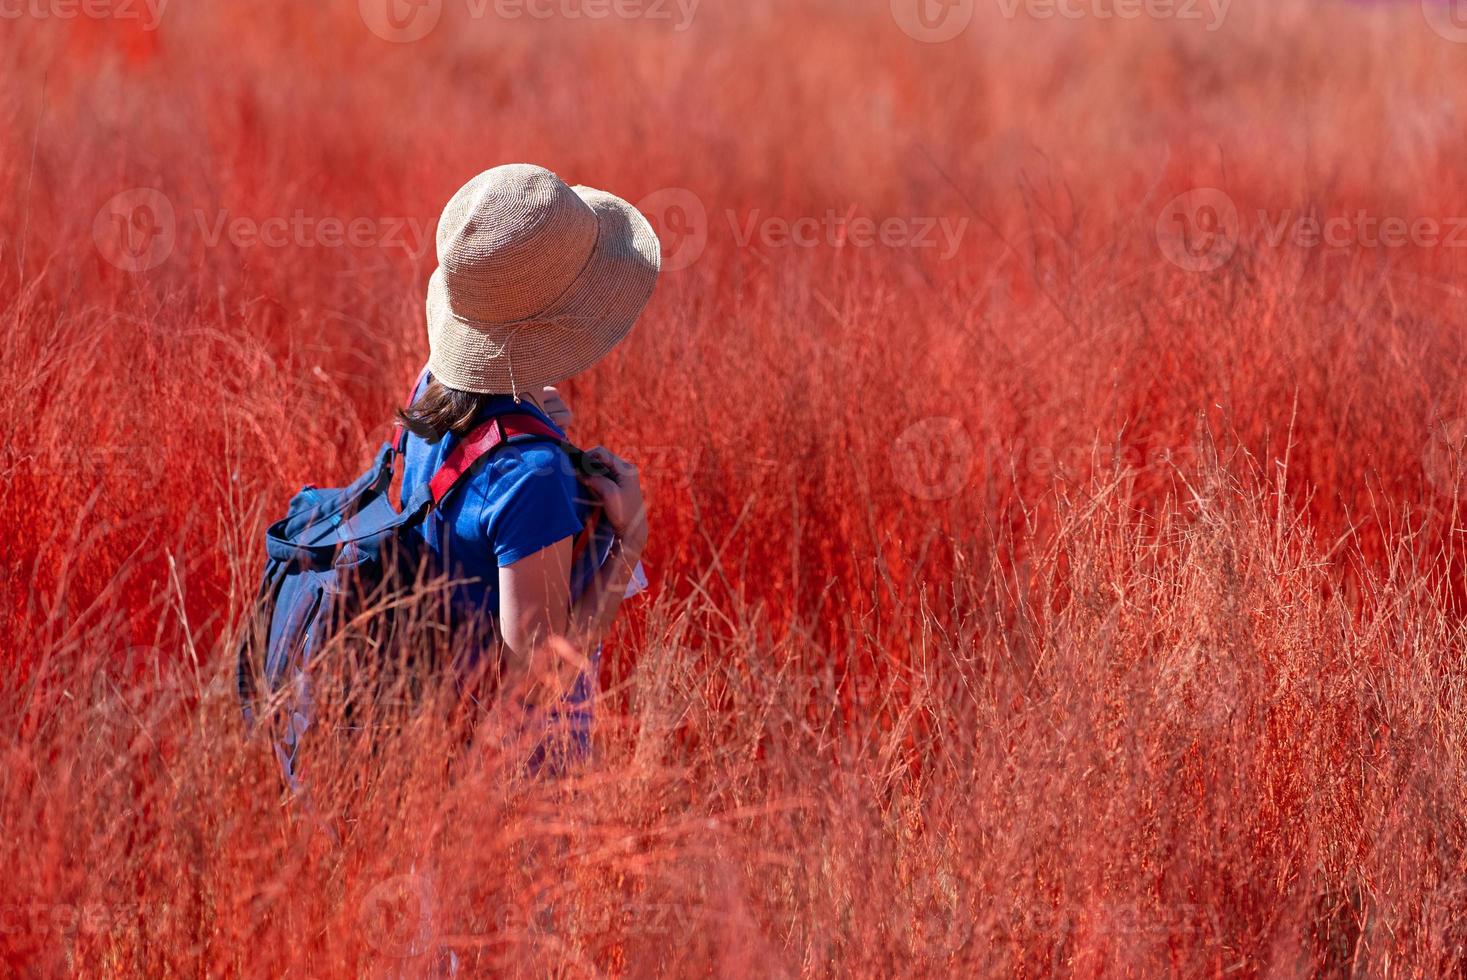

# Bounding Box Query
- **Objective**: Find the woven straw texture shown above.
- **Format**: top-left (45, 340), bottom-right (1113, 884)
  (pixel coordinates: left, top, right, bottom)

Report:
top-left (426, 163), bottom-right (661, 393)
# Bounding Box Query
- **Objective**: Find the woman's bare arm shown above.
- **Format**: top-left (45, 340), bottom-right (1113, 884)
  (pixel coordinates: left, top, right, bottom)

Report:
top-left (496, 531), bottom-right (645, 705)
top-left (496, 537), bottom-right (574, 707)
top-left (495, 443), bottom-right (647, 706)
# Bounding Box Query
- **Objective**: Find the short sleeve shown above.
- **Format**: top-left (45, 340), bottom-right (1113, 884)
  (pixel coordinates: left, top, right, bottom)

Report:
top-left (482, 441), bottom-right (585, 567)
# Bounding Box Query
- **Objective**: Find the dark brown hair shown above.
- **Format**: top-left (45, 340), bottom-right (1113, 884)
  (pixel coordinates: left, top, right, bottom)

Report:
top-left (395, 378), bottom-right (493, 444)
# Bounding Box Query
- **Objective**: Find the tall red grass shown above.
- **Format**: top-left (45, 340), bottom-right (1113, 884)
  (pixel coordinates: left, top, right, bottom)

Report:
top-left (3, 0), bottom-right (1467, 974)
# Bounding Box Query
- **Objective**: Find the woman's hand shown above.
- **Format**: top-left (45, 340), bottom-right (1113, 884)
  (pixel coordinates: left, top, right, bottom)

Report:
top-left (540, 385), bottom-right (573, 430)
top-left (582, 447), bottom-right (648, 555)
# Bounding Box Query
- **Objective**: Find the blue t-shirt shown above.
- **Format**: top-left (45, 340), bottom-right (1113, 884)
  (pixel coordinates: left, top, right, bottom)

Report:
top-left (400, 393), bottom-right (589, 630)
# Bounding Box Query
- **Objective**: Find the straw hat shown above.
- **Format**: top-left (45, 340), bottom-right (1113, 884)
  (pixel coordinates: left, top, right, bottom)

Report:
top-left (425, 164), bottom-right (661, 393)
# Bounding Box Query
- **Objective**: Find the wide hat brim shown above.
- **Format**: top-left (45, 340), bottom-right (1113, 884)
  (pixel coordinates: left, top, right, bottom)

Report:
top-left (425, 185), bottom-right (661, 393)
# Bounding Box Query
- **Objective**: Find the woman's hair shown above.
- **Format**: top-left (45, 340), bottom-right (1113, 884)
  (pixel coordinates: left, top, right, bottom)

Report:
top-left (396, 378), bottom-right (492, 444)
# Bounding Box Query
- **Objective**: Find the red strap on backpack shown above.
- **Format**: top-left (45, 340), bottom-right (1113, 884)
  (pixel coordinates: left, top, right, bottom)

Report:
top-left (394, 369), bottom-right (564, 507)
top-left (397, 369), bottom-right (605, 568)
top-left (430, 411), bottom-right (605, 571)
top-left (428, 413), bottom-right (564, 506)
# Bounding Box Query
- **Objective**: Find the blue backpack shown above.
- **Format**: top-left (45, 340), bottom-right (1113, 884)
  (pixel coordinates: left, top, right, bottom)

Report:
top-left (236, 397), bottom-right (610, 788)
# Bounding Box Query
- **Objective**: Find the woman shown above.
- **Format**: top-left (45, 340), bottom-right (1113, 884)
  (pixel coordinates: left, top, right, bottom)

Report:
top-left (395, 163), bottom-right (660, 765)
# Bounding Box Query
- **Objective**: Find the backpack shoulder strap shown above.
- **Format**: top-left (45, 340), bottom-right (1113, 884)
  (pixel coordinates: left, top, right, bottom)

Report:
top-left (425, 412), bottom-right (564, 507)
top-left (399, 407), bottom-right (611, 592)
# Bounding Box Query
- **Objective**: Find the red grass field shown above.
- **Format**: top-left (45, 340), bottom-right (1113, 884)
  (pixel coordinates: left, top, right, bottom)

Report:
top-left (5, 0), bottom-right (1467, 975)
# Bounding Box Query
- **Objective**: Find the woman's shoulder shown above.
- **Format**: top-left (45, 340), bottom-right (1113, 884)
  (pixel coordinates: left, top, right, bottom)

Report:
top-left (469, 437), bottom-right (581, 525)
top-left (487, 436), bottom-right (576, 484)
top-left (477, 437), bottom-right (585, 562)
